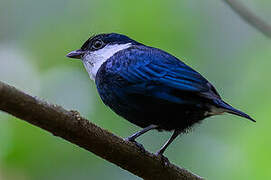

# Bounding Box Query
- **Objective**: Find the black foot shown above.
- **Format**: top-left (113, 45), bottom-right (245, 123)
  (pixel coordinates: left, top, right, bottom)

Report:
top-left (155, 153), bottom-right (170, 166)
top-left (125, 138), bottom-right (146, 152)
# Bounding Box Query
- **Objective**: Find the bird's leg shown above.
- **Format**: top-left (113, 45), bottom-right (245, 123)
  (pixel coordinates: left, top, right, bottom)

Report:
top-left (125, 124), bottom-right (158, 151)
top-left (126, 124), bottom-right (158, 141)
top-left (155, 130), bottom-right (181, 164)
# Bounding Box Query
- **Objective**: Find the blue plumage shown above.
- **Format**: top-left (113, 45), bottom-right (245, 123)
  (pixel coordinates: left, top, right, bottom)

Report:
top-left (67, 33), bottom-right (255, 156)
top-left (95, 44), bottom-right (254, 130)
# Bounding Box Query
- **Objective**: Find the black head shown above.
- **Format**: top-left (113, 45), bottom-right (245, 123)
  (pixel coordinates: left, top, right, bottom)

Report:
top-left (66, 33), bottom-right (141, 59)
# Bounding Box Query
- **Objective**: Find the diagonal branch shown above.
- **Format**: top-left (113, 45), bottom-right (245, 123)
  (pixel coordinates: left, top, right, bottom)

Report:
top-left (0, 81), bottom-right (203, 180)
top-left (223, 0), bottom-right (271, 38)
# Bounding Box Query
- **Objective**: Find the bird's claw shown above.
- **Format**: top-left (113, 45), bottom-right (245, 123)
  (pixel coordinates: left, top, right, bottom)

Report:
top-left (155, 152), bottom-right (170, 166)
top-left (125, 138), bottom-right (146, 152)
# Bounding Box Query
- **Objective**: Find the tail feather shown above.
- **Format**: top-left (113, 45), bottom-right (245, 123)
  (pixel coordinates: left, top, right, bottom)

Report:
top-left (213, 99), bottom-right (256, 122)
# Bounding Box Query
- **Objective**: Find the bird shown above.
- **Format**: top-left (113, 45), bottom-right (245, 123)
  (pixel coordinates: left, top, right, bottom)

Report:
top-left (66, 33), bottom-right (255, 157)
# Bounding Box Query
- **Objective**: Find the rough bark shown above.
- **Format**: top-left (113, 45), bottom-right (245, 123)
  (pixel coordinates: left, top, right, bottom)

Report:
top-left (0, 81), bottom-right (203, 180)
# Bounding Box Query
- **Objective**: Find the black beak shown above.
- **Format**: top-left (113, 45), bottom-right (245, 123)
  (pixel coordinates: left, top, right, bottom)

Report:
top-left (66, 49), bottom-right (85, 59)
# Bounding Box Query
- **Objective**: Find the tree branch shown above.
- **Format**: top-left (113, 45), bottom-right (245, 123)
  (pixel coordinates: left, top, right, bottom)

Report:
top-left (0, 81), bottom-right (203, 180)
top-left (223, 0), bottom-right (271, 38)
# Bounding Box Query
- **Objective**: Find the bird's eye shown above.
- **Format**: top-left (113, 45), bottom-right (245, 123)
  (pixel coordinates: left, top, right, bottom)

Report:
top-left (92, 40), bottom-right (104, 50)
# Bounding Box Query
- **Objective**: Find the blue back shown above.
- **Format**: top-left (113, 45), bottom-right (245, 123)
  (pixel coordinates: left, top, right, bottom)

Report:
top-left (94, 45), bottom-right (222, 129)
top-left (95, 45), bottom-right (255, 129)
top-left (97, 45), bottom-right (219, 103)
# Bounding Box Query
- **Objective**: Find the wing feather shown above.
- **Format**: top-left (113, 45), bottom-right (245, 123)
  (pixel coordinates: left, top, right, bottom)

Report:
top-left (108, 46), bottom-right (219, 102)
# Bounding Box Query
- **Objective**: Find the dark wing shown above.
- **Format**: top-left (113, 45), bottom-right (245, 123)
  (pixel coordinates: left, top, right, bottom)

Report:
top-left (98, 46), bottom-right (255, 122)
top-left (110, 46), bottom-right (220, 103)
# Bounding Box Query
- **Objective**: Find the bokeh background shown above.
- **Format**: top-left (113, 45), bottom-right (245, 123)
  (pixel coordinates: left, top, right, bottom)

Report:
top-left (0, 0), bottom-right (270, 179)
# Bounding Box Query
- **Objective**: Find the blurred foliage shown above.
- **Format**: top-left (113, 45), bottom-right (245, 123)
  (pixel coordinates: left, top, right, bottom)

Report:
top-left (0, 0), bottom-right (270, 179)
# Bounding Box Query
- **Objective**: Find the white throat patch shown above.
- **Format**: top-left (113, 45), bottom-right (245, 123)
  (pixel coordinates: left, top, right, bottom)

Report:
top-left (82, 43), bottom-right (131, 80)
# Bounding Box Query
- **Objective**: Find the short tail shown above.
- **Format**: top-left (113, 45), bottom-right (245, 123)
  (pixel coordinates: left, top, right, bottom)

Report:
top-left (214, 99), bottom-right (256, 122)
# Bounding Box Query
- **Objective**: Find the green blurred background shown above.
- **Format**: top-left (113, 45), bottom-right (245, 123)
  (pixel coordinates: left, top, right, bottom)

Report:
top-left (0, 0), bottom-right (270, 179)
